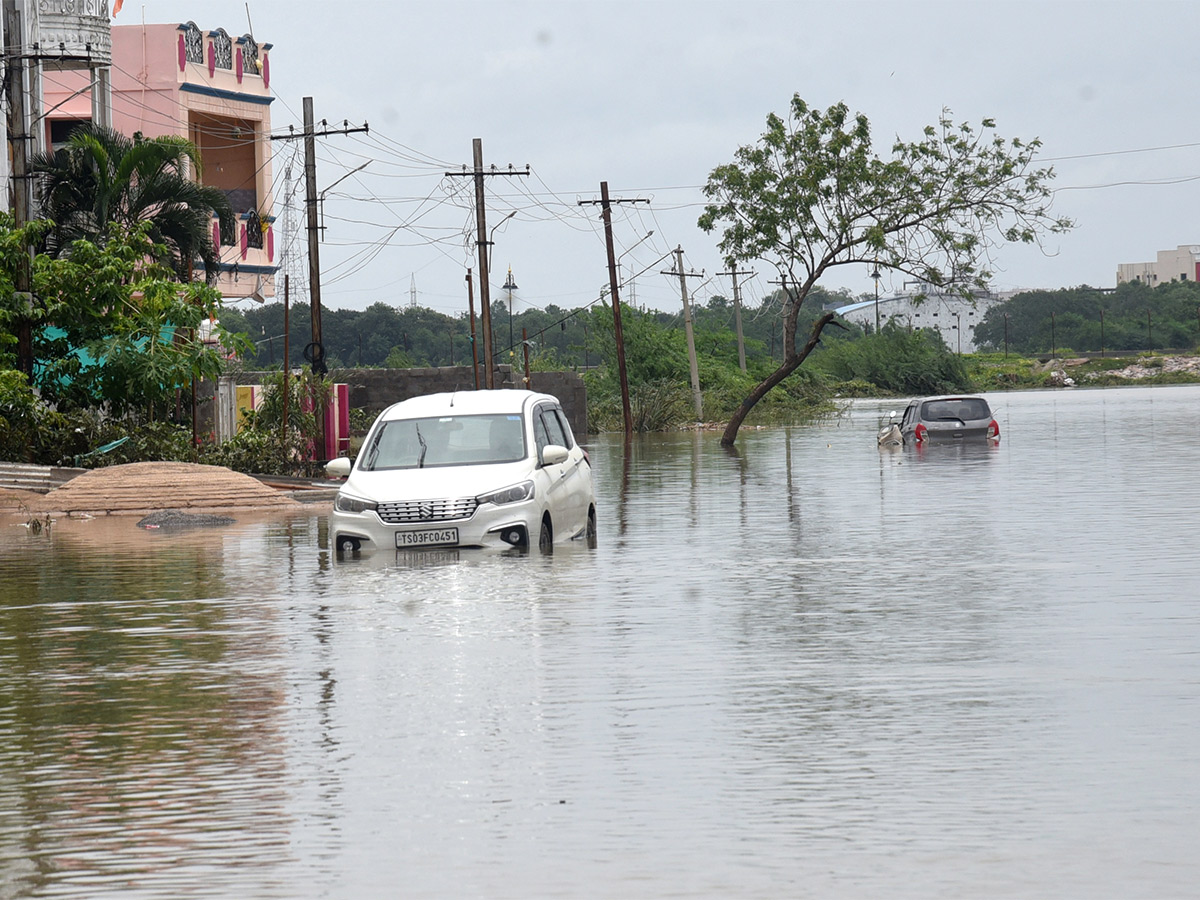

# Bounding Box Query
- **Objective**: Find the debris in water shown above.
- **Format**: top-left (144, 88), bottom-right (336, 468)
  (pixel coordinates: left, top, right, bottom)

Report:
top-left (136, 509), bottom-right (236, 529)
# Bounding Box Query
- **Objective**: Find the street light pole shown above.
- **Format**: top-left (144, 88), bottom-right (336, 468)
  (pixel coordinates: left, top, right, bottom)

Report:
top-left (872, 261), bottom-right (881, 334)
top-left (503, 266), bottom-right (518, 359)
top-left (318, 160), bottom-right (369, 240)
top-left (485, 210), bottom-right (517, 380)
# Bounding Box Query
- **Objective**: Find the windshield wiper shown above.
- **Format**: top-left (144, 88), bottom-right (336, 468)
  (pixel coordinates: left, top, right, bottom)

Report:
top-left (363, 436), bottom-right (380, 470)
top-left (416, 424), bottom-right (428, 468)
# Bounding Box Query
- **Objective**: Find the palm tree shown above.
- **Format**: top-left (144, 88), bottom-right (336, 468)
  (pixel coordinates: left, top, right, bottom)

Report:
top-left (31, 124), bottom-right (234, 282)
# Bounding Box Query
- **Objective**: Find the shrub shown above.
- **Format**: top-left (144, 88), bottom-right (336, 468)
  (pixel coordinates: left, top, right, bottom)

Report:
top-left (811, 324), bottom-right (971, 394)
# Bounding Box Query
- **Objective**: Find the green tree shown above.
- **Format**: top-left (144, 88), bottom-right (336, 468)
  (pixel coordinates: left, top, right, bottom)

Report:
top-left (699, 95), bottom-right (1072, 445)
top-left (31, 123), bottom-right (234, 282)
top-left (0, 216), bottom-right (248, 419)
top-left (974, 280), bottom-right (1200, 354)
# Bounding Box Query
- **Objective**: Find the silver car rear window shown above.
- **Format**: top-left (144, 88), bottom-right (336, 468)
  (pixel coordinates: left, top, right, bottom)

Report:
top-left (921, 398), bottom-right (991, 421)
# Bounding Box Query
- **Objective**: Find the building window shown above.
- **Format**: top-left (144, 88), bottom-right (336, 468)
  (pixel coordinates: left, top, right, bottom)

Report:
top-left (182, 22), bottom-right (203, 63)
top-left (49, 118), bottom-right (87, 153)
top-left (212, 29), bottom-right (233, 70)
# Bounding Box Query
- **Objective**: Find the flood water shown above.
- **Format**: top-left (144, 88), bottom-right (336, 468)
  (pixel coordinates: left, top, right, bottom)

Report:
top-left (2, 385), bottom-right (1199, 899)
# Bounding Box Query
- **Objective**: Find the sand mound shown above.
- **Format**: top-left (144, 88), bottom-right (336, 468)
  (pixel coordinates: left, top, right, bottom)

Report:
top-left (29, 461), bottom-right (300, 517)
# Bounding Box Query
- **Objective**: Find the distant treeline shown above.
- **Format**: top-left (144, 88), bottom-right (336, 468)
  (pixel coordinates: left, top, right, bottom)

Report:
top-left (218, 278), bottom-right (1200, 374)
top-left (975, 279), bottom-right (1200, 355)
top-left (217, 286), bottom-right (856, 372)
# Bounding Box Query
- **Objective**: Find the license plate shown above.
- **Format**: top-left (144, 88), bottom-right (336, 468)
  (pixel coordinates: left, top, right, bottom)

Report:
top-left (396, 527), bottom-right (458, 548)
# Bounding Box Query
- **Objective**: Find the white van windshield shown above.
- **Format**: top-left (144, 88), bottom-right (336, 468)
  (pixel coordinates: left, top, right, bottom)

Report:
top-left (359, 414), bottom-right (526, 470)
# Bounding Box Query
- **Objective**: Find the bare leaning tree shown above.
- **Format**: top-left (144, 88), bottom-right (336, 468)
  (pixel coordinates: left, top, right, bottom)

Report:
top-left (698, 96), bottom-right (1073, 447)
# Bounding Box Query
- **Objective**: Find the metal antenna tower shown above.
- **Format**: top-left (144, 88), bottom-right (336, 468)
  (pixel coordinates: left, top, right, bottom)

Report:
top-left (281, 163), bottom-right (308, 308)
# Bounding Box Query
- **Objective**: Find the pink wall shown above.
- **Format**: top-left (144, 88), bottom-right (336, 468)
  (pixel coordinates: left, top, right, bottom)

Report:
top-left (110, 24), bottom-right (185, 139)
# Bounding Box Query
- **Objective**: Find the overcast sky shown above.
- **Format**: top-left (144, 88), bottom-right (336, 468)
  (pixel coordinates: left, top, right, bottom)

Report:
top-left (129, 1), bottom-right (1200, 316)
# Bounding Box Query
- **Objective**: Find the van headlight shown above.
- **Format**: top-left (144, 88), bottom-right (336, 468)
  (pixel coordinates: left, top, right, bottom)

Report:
top-left (477, 480), bottom-right (534, 506)
top-left (335, 493), bottom-right (378, 514)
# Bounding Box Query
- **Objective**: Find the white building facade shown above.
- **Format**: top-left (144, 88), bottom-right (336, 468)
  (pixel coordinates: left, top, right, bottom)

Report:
top-left (833, 283), bottom-right (1003, 354)
top-left (1116, 245), bottom-right (1200, 286)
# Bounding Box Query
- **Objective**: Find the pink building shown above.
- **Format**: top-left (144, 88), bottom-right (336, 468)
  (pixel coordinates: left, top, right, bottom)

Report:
top-left (42, 21), bottom-right (277, 302)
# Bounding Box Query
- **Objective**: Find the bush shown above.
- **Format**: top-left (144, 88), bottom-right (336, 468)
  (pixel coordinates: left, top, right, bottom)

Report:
top-left (811, 324), bottom-right (971, 394)
top-left (200, 369), bottom-right (332, 476)
top-left (0, 369), bottom-right (56, 462)
top-left (199, 427), bottom-right (299, 476)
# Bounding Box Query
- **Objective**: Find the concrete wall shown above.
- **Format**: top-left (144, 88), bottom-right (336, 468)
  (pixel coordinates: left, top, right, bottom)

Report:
top-left (238, 366), bottom-right (589, 439)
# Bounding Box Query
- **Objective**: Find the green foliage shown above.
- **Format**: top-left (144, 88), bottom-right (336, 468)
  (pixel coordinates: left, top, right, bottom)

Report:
top-left (975, 280), bottom-right (1200, 354)
top-left (697, 94), bottom-right (1071, 443)
top-left (810, 324), bottom-right (972, 394)
top-left (224, 285), bottom-right (850, 380)
top-left (0, 383), bottom-right (191, 468)
top-left (199, 427), bottom-right (296, 477)
top-left (586, 378), bottom-right (692, 433)
top-left (31, 123), bottom-right (233, 282)
top-left (699, 97), bottom-right (1071, 295)
top-left (383, 346), bottom-right (415, 369)
top-left (0, 369), bottom-right (56, 462)
top-left (582, 301), bottom-right (834, 430)
top-left (0, 217), bottom-right (250, 417)
top-left (205, 369), bottom-right (332, 477)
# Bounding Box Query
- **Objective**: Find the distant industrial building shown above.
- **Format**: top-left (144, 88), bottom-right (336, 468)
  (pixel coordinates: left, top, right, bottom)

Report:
top-left (1116, 245), bottom-right (1200, 286)
top-left (833, 282), bottom-right (1004, 354)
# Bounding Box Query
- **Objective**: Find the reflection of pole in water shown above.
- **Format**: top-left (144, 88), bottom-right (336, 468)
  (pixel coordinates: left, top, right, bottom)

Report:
top-left (617, 440), bottom-right (631, 542)
top-left (690, 430), bottom-right (702, 528)
top-left (785, 427), bottom-right (798, 528)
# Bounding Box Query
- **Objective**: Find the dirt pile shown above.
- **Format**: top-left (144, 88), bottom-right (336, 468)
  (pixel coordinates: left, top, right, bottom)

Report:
top-left (27, 462), bottom-right (300, 517)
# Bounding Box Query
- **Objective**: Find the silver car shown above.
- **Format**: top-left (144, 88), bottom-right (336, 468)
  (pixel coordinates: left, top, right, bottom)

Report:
top-left (899, 396), bottom-right (1000, 445)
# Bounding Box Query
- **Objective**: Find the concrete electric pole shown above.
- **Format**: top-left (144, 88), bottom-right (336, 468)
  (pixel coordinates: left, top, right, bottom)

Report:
top-left (719, 266), bottom-right (755, 373)
top-left (666, 247), bottom-right (704, 422)
top-left (447, 141), bottom-right (528, 389)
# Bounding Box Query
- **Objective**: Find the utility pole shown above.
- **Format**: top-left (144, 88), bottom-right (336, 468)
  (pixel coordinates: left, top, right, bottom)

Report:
top-left (271, 99), bottom-right (367, 459)
top-left (282, 274), bottom-right (291, 439)
top-left (5, 0), bottom-right (34, 376)
top-left (302, 98), bottom-right (324, 379)
top-left (665, 247), bottom-right (704, 421)
top-left (466, 269), bottom-right (480, 389)
top-left (447, 141), bottom-right (529, 388)
top-left (769, 276), bottom-right (794, 361)
top-left (719, 266), bottom-right (755, 373)
top-left (471, 140), bottom-right (493, 387)
top-left (578, 182), bottom-right (648, 439)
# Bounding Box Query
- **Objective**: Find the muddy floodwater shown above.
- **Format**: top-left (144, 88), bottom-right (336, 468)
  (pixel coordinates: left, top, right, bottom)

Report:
top-left (2, 385), bottom-right (1199, 898)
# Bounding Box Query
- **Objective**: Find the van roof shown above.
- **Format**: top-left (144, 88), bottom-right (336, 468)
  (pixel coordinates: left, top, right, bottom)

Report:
top-left (379, 389), bottom-right (557, 420)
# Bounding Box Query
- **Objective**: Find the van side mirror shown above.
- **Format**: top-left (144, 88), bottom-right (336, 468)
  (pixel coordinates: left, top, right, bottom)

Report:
top-left (540, 444), bottom-right (569, 466)
top-left (325, 457), bottom-right (352, 478)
